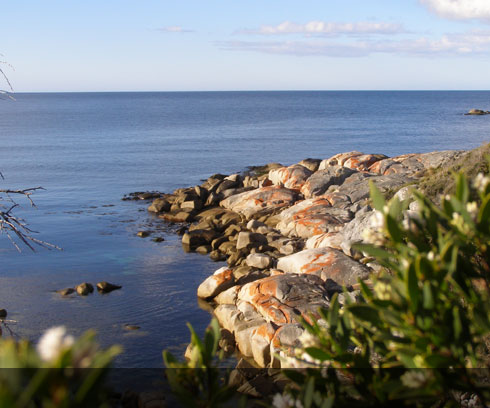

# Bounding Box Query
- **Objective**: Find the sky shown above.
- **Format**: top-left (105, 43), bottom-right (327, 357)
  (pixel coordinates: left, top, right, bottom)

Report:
top-left (1, 0), bottom-right (490, 91)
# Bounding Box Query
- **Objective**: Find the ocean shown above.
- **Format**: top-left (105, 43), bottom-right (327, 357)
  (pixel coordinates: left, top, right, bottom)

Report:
top-left (0, 91), bottom-right (489, 367)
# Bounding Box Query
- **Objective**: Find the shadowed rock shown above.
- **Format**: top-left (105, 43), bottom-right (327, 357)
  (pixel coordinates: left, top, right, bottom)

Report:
top-left (301, 166), bottom-right (356, 198)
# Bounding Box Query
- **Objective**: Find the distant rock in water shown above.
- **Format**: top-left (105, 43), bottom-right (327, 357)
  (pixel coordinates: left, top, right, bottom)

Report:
top-left (76, 283), bottom-right (94, 296)
top-left (97, 281), bottom-right (122, 293)
top-left (465, 109), bottom-right (490, 115)
top-left (57, 288), bottom-right (75, 297)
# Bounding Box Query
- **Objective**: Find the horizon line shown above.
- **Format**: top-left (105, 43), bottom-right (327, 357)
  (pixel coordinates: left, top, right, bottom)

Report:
top-left (8, 89), bottom-right (490, 94)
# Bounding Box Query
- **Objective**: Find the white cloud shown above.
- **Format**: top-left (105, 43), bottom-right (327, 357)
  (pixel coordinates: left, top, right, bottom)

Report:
top-left (219, 30), bottom-right (490, 57)
top-left (420, 0), bottom-right (490, 21)
top-left (237, 20), bottom-right (405, 36)
top-left (158, 26), bottom-right (194, 33)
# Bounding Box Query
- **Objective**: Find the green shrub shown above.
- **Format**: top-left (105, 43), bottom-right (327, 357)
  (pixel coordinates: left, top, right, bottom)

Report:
top-left (0, 327), bottom-right (120, 408)
top-left (279, 171), bottom-right (490, 407)
top-left (163, 319), bottom-right (239, 408)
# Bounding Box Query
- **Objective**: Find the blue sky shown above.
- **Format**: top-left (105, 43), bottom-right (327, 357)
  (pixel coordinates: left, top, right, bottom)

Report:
top-left (2, 0), bottom-right (490, 91)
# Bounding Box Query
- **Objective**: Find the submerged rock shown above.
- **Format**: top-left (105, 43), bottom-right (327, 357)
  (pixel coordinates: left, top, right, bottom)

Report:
top-left (57, 288), bottom-right (75, 297)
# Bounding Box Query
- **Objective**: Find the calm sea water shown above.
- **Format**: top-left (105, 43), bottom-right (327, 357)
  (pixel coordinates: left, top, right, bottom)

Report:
top-left (0, 91), bottom-right (489, 367)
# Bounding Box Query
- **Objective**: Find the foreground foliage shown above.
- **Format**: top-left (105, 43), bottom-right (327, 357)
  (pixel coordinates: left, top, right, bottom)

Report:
top-left (163, 319), bottom-right (238, 408)
top-left (280, 171), bottom-right (490, 407)
top-left (0, 328), bottom-right (120, 408)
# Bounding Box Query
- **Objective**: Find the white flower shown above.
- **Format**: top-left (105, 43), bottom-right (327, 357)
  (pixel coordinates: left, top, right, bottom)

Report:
top-left (37, 326), bottom-right (74, 363)
top-left (273, 393), bottom-right (295, 408)
top-left (427, 251), bottom-right (435, 261)
top-left (466, 202), bottom-right (478, 220)
top-left (473, 173), bottom-right (490, 193)
top-left (298, 330), bottom-right (320, 348)
top-left (370, 211), bottom-right (385, 230)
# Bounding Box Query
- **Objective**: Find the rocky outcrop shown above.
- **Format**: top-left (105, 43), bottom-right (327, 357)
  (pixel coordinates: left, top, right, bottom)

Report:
top-left (145, 148), bottom-right (464, 368)
top-left (269, 164), bottom-right (313, 190)
top-left (465, 109), bottom-right (489, 115)
top-left (220, 186), bottom-right (299, 219)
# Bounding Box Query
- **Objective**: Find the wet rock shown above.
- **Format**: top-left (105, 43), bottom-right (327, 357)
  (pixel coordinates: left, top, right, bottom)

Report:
top-left (246, 253), bottom-right (272, 269)
top-left (152, 237), bottom-right (165, 242)
top-left (147, 198), bottom-right (171, 213)
top-left (209, 250), bottom-right (227, 262)
top-left (181, 198), bottom-right (203, 211)
top-left (137, 231), bottom-right (150, 238)
top-left (182, 229), bottom-right (218, 249)
top-left (97, 281), bottom-right (122, 293)
top-left (215, 178), bottom-right (239, 194)
top-left (218, 328), bottom-right (236, 354)
top-left (76, 283), bottom-right (94, 296)
top-left (269, 164), bottom-right (313, 190)
top-left (196, 245), bottom-right (212, 254)
top-left (160, 211), bottom-right (194, 223)
top-left (176, 226), bottom-right (187, 236)
top-left (137, 192), bottom-right (161, 200)
top-left (197, 267), bottom-right (235, 299)
top-left (124, 324), bottom-right (140, 331)
top-left (205, 192), bottom-right (221, 207)
top-left (301, 166), bottom-right (356, 198)
top-left (220, 186), bottom-right (299, 219)
top-left (219, 241), bottom-right (237, 255)
top-left (236, 231), bottom-right (268, 250)
top-left (57, 288), bottom-right (75, 297)
top-left (277, 248), bottom-right (370, 286)
top-left (0, 309), bottom-right (7, 318)
top-left (297, 158), bottom-right (321, 172)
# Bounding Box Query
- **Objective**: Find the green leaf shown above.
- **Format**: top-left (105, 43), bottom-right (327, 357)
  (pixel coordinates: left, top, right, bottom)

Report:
top-left (348, 305), bottom-right (382, 327)
top-left (321, 395), bottom-right (335, 408)
top-left (456, 172), bottom-right (470, 203)
top-left (386, 215), bottom-right (404, 243)
top-left (370, 181), bottom-right (386, 211)
top-left (304, 377), bottom-right (314, 408)
top-left (354, 243), bottom-right (392, 261)
top-left (422, 281), bottom-right (434, 310)
top-left (452, 306), bottom-right (462, 339)
top-left (328, 293), bottom-right (340, 328)
top-left (478, 195), bottom-right (490, 232)
top-left (407, 263), bottom-right (419, 313)
top-left (304, 347), bottom-right (331, 362)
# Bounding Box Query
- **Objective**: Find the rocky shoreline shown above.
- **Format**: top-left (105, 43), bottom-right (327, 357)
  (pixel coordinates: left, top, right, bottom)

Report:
top-left (144, 149), bottom-right (465, 371)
